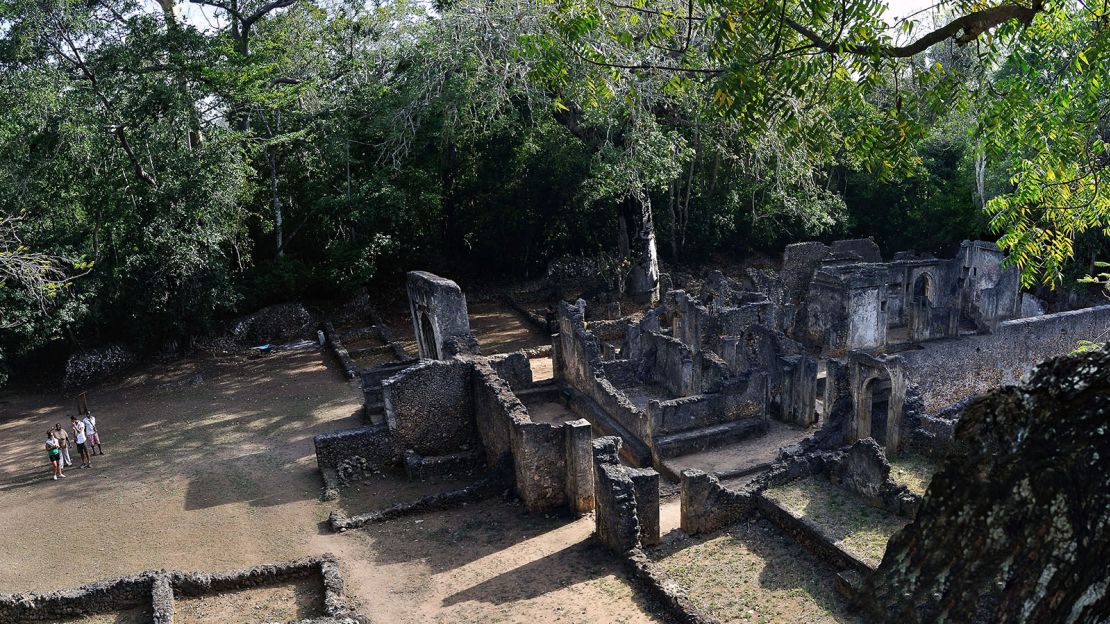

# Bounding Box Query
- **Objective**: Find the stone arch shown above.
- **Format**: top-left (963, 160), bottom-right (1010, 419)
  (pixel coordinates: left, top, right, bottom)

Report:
top-left (418, 308), bottom-right (438, 360)
top-left (909, 271), bottom-right (936, 342)
top-left (849, 352), bottom-right (906, 454)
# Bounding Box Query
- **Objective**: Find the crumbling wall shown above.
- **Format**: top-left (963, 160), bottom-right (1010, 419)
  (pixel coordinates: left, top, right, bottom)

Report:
top-left (899, 304), bottom-right (1110, 412)
top-left (557, 302), bottom-right (654, 443)
top-left (487, 351), bottom-right (534, 391)
top-left (471, 360), bottom-right (571, 512)
top-left (646, 380), bottom-right (766, 434)
top-left (0, 556), bottom-right (357, 624)
top-left (959, 241), bottom-right (1021, 331)
top-left (592, 437), bottom-right (660, 553)
top-left (383, 359), bottom-right (477, 456)
top-left (861, 344), bottom-right (1110, 624)
top-left (680, 469), bottom-right (754, 534)
top-left (314, 424), bottom-right (399, 473)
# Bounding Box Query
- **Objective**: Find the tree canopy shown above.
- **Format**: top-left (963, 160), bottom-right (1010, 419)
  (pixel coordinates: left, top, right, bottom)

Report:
top-left (0, 0), bottom-right (1106, 382)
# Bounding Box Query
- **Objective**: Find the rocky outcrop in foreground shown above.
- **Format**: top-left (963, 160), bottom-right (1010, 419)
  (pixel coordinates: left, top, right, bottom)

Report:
top-left (862, 343), bottom-right (1110, 623)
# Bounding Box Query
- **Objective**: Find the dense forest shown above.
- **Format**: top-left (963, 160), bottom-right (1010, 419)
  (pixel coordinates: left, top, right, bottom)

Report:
top-left (0, 0), bottom-right (1107, 384)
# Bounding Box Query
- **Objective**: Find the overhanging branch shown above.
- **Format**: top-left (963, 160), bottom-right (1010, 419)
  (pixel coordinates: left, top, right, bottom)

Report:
top-left (782, 2), bottom-right (1044, 58)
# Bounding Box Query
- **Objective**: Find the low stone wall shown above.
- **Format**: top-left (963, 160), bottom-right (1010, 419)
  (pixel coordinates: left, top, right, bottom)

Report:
top-left (0, 555), bottom-right (358, 624)
top-left (680, 440), bottom-right (919, 538)
top-left (329, 474), bottom-right (506, 531)
top-left (622, 549), bottom-right (720, 624)
top-left (321, 321), bottom-right (358, 379)
top-left (314, 424), bottom-right (399, 499)
top-left (679, 470), bottom-right (754, 535)
top-left (899, 304), bottom-right (1110, 412)
top-left (647, 384), bottom-right (765, 435)
top-left (314, 424), bottom-right (398, 473)
top-left (403, 449), bottom-right (485, 480)
top-left (487, 351), bottom-right (534, 391)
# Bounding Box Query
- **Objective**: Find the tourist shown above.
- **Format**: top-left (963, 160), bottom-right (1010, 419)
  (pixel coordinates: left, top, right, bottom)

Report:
top-left (83, 412), bottom-right (103, 456)
top-left (52, 424), bottom-right (72, 467)
top-left (71, 415), bottom-right (91, 468)
top-left (45, 431), bottom-right (64, 480)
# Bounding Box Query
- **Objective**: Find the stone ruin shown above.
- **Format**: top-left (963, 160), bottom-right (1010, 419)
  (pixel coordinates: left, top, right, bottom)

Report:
top-left (311, 251), bottom-right (1110, 622)
top-left (406, 271), bottom-right (476, 359)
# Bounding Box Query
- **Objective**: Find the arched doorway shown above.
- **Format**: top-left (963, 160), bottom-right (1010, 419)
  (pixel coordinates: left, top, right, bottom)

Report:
top-left (418, 310), bottom-right (438, 359)
top-left (909, 272), bottom-right (935, 342)
top-left (866, 378), bottom-right (892, 444)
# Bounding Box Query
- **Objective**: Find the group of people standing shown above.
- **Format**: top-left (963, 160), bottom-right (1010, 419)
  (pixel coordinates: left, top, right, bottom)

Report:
top-left (45, 413), bottom-right (104, 480)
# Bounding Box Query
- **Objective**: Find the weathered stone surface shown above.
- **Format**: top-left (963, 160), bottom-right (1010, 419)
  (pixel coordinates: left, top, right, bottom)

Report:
top-left (407, 271), bottom-right (471, 360)
top-left (898, 304), bottom-right (1110, 412)
top-left (487, 351), bottom-right (534, 391)
top-left (314, 424), bottom-right (399, 476)
top-left (382, 359), bottom-right (478, 456)
top-left (861, 344), bottom-right (1110, 624)
top-left (592, 437), bottom-right (642, 554)
top-left (64, 344), bottom-right (137, 387)
top-left (828, 438), bottom-right (890, 502)
top-left (628, 468), bottom-right (660, 546)
top-left (679, 469), bottom-right (753, 535)
top-left (564, 419), bottom-right (595, 513)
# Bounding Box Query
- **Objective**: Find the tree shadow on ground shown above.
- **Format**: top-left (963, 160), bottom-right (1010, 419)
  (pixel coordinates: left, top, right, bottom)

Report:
top-left (440, 538), bottom-right (630, 606)
top-left (353, 497), bottom-right (578, 574)
top-left (0, 348), bottom-right (362, 510)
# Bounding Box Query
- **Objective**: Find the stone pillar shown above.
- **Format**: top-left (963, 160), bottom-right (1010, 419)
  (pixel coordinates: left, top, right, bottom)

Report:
top-left (629, 468), bottom-right (660, 546)
top-left (564, 419), bottom-right (595, 514)
top-left (592, 437), bottom-right (640, 554)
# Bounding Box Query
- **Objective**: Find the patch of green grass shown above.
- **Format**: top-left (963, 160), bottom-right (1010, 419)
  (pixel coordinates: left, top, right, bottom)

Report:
top-left (651, 520), bottom-right (860, 624)
top-left (763, 477), bottom-right (908, 563)
top-left (888, 453), bottom-right (939, 497)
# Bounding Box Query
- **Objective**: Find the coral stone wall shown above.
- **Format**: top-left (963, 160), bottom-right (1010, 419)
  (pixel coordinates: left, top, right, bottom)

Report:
top-left (899, 304), bottom-right (1110, 412)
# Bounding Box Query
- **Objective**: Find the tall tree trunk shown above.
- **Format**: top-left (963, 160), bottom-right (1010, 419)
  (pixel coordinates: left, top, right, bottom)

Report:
top-left (619, 194), bottom-right (660, 304)
top-left (667, 179), bottom-right (678, 260)
top-left (440, 139), bottom-right (460, 256)
top-left (269, 147), bottom-right (283, 258)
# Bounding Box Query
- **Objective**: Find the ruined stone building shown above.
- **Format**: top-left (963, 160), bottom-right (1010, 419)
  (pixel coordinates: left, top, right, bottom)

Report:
top-left (313, 245), bottom-right (1110, 623)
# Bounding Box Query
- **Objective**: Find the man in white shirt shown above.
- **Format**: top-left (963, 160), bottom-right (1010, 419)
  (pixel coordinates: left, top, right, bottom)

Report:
top-left (71, 415), bottom-right (91, 468)
top-left (82, 413), bottom-right (103, 456)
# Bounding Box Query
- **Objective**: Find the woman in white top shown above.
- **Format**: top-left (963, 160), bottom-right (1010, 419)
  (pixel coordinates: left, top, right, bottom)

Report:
top-left (45, 431), bottom-right (64, 480)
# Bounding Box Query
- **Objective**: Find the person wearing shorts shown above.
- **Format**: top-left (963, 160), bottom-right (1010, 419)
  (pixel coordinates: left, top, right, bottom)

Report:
top-left (83, 413), bottom-right (103, 456)
top-left (45, 431), bottom-right (65, 480)
top-left (71, 416), bottom-right (91, 468)
top-left (52, 424), bottom-right (72, 467)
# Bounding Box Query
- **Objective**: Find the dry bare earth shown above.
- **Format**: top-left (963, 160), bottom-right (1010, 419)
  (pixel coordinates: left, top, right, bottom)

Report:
top-left (0, 348), bottom-right (663, 623)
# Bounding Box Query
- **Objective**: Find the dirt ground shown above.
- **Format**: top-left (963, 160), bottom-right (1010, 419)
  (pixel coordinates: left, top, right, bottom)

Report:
top-left (0, 347), bottom-right (665, 623)
top-left (380, 300), bottom-right (550, 358)
top-left (662, 420), bottom-right (813, 478)
top-left (174, 578), bottom-right (323, 624)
